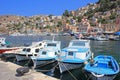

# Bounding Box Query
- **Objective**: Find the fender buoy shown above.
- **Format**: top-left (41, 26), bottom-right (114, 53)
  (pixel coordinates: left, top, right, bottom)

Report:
top-left (16, 67), bottom-right (29, 76)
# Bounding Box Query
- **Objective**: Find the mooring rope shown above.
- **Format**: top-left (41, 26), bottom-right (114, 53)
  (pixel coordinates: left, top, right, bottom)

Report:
top-left (34, 60), bottom-right (56, 68)
top-left (35, 63), bottom-right (58, 72)
top-left (60, 62), bottom-right (78, 80)
top-left (16, 60), bottom-right (58, 76)
top-left (13, 57), bottom-right (17, 63)
top-left (81, 68), bottom-right (89, 80)
top-left (87, 74), bottom-right (92, 80)
top-left (23, 59), bottom-right (31, 67)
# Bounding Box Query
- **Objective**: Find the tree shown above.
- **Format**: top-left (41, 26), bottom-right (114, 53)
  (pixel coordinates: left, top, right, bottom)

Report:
top-left (48, 14), bottom-right (53, 19)
top-left (63, 10), bottom-right (70, 17)
top-left (109, 12), bottom-right (116, 19)
top-left (77, 16), bottom-right (83, 22)
top-left (117, 0), bottom-right (120, 5)
top-left (36, 17), bottom-right (40, 20)
top-left (46, 25), bottom-right (51, 29)
top-left (97, 0), bottom-right (118, 12)
top-left (57, 21), bottom-right (62, 27)
top-left (110, 2), bottom-right (117, 9)
top-left (98, 18), bottom-right (107, 24)
top-left (66, 20), bottom-right (70, 24)
top-left (73, 16), bottom-right (77, 20)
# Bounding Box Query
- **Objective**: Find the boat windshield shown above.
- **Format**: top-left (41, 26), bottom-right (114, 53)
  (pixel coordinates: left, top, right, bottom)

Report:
top-left (47, 43), bottom-right (56, 47)
top-left (42, 51), bottom-right (47, 55)
top-left (72, 41), bottom-right (85, 46)
top-left (26, 48), bottom-right (31, 52)
top-left (68, 51), bottom-right (74, 56)
top-left (23, 48), bottom-right (26, 51)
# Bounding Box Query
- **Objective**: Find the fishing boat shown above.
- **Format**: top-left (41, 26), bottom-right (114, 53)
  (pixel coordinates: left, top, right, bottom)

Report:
top-left (0, 37), bottom-right (19, 54)
top-left (74, 33), bottom-right (84, 39)
top-left (87, 35), bottom-right (97, 40)
top-left (84, 55), bottom-right (120, 80)
top-left (31, 40), bottom-right (61, 69)
top-left (96, 35), bottom-right (109, 41)
top-left (58, 39), bottom-right (91, 73)
top-left (15, 41), bottom-right (46, 61)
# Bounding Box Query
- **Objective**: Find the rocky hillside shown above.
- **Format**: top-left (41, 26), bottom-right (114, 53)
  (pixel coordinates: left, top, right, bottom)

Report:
top-left (0, 0), bottom-right (120, 34)
top-left (62, 0), bottom-right (120, 31)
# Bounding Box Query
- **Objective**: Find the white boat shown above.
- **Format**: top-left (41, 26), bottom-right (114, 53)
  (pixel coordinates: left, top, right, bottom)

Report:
top-left (0, 37), bottom-right (19, 54)
top-left (96, 35), bottom-right (109, 41)
top-left (31, 40), bottom-right (61, 69)
top-left (58, 39), bottom-right (92, 73)
top-left (109, 36), bottom-right (120, 41)
top-left (15, 41), bottom-right (46, 61)
top-left (10, 33), bottom-right (26, 36)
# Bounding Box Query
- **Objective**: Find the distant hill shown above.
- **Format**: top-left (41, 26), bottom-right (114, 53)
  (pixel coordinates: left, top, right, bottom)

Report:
top-left (62, 0), bottom-right (120, 31)
top-left (0, 0), bottom-right (120, 34)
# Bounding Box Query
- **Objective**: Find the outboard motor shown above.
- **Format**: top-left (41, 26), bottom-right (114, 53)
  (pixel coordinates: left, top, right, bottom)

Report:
top-left (16, 67), bottom-right (29, 76)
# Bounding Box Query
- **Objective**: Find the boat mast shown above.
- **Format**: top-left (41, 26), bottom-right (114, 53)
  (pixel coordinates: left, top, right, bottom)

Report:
top-left (52, 35), bottom-right (55, 42)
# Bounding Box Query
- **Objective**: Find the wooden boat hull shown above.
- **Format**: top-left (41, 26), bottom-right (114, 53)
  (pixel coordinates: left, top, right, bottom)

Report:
top-left (16, 54), bottom-right (33, 62)
top-left (32, 59), bottom-right (58, 72)
top-left (32, 59), bottom-right (57, 69)
top-left (0, 48), bottom-right (18, 54)
top-left (58, 61), bottom-right (83, 73)
top-left (86, 72), bottom-right (116, 80)
top-left (84, 55), bottom-right (120, 80)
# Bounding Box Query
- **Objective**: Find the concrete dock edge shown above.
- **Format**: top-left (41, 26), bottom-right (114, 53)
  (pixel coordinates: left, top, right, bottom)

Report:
top-left (0, 60), bottom-right (59, 80)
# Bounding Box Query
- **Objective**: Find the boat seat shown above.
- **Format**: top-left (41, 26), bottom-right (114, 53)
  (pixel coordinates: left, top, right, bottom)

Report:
top-left (97, 61), bottom-right (108, 68)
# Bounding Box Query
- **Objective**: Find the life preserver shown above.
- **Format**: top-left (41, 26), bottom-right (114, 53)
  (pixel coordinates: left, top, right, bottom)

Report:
top-left (91, 72), bottom-right (104, 77)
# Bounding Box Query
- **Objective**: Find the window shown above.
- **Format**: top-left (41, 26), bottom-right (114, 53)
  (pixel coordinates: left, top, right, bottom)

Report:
top-left (86, 53), bottom-right (88, 57)
top-left (55, 52), bottom-right (57, 55)
top-left (35, 49), bottom-right (39, 53)
top-left (47, 43), bottom-right (56, 47)
top-left (23, 48), bottom-right (26, 51)
top-left (68, 52), bottom-right (74, 56)
top-left (42, 51), bottom-right (46, 55)
top-left (86, 52), bottom-right (89, 57)
top-left (26, 48), bottom-right (31, 52)
top-left (39, 43), bottom-right (42, 46)
top-left (72, 41), bottom-right (85, 46)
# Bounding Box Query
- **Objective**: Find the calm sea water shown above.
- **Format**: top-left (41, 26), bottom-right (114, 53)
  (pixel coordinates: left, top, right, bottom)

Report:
top-left (3, 35), bottom-right (120, 80)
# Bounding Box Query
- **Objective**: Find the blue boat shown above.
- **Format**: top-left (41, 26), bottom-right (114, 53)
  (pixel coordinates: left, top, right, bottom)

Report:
top-left (31, 40), bottom-right (61, 69)
top-left (84, 55), bottom-right (120, 80)
top-left (58, 39), bottom-right (91, 73)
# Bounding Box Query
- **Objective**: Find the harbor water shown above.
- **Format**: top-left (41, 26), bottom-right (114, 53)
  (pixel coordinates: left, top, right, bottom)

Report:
top-left (2, 35), bottom-right (120, 80)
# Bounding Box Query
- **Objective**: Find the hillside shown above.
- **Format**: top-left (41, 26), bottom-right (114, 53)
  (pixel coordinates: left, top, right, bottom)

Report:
top-left (62, 0), bottom-right (120, 31)
top-left (0, 0), bottom-right (120, 34)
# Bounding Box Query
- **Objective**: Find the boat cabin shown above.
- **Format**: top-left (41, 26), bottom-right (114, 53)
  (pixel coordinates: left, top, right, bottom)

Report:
top-left (45, 40), bottom-right (61, 51)
top-left (38, 48), bottom-right (58, 59)
top-left (60, 39), bottom-right (91, 63)
top-left (35, 40), bottom-right (61, 60)
top-left (21, 47), bottom-right (40, 56)
top-left (68, 40), bottom-right (90, 48)
top-left (19, 41), bottom-right (46, 56)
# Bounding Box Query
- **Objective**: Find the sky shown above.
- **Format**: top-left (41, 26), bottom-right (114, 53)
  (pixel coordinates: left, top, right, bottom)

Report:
top-left (0, 0), bottom-right (98, 16)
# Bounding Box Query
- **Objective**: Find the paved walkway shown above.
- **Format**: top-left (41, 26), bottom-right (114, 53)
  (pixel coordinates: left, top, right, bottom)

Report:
top-left (0, 60), bottom-right (58, 80)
